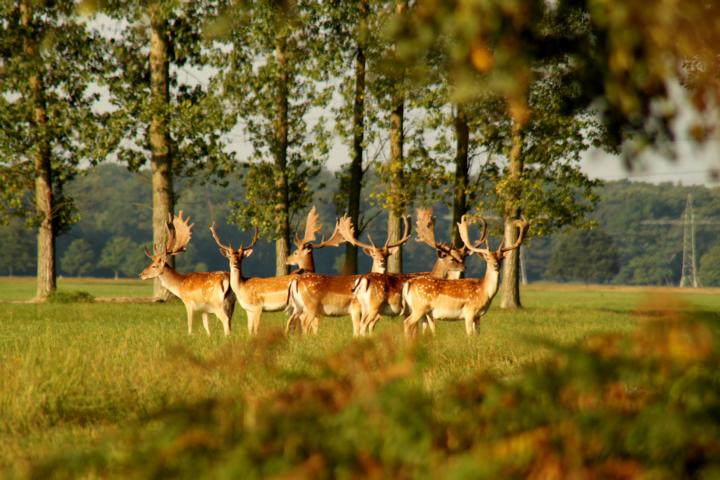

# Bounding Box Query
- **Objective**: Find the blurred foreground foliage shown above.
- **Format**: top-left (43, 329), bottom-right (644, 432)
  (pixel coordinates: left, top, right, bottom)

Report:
top-left (25, 300), bottom-right (720, 479)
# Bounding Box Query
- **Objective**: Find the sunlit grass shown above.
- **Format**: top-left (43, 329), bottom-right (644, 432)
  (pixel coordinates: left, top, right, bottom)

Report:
top-left (1, 284), bottom-right (719, 476)
top-left (0, 276), bottom-right (152, 301)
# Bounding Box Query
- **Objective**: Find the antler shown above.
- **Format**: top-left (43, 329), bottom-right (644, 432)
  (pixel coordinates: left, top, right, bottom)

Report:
top-left (244, 226), bottom-right (260, 250)
top-left (295, 206), bottom-right (322, 247)
top-left (164, 210), bottom-right (193, 256)
top-left (457, 215), bottom-right (491, 254)
top-left (210, 223), bottom-right (260, 252)
top-left (384, 215), bottom-right (411, 249)
top-left (312, 219), bottom-right (345, 249)
top-left (416, 208), bottom-right (450, 254)
top-left (339, 214), bottom-right (411, 251)
top-left (210, 223), bottom-right (233, 253)
top-left (337, 214), bottom-right (372, 249)
top-left (499, 217), bottom-right (529, 253)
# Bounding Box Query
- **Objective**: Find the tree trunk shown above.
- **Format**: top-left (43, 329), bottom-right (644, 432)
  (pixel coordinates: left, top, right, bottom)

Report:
top-left (451, 105), bottom-right (469, 248)
top-left (387, 92), bottom-right (404, 274)
top-left (21, 1), bottom-right (55, 301)
top-left (149, 9), bottom-right (175, 301)
top-left (274, 36), bottom-right (290, 276)
top-left (343, 19), bottom-right (366, 275)
top-left (500, 116), bottom-right (524, 309)
top-left (387, 0), bottom-right (407, 275)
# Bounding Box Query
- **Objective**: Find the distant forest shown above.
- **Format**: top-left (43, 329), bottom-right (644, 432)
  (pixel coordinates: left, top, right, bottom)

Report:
top-left (2, 163), bottom-right (719, 286)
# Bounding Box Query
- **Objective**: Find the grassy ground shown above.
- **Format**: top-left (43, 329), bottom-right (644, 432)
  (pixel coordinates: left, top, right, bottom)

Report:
top-left (0, 276), bottom-right (152, 301)
top-left (1, 279), bottom-right (719, 477)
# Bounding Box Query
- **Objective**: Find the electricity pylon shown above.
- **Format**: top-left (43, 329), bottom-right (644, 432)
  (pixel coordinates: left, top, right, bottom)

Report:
top-left (680, 194), bottom-right (699, 287)
top-left (641, 193), bottom-right (720, 288)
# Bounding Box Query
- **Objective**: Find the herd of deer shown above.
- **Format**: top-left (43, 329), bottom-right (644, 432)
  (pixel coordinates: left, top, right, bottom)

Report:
top-left (139, 207), bottom-right (529, 338)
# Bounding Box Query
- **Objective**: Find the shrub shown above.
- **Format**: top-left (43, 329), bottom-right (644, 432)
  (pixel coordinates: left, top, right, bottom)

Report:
top-left (48, 290), bottom-right (95, 304)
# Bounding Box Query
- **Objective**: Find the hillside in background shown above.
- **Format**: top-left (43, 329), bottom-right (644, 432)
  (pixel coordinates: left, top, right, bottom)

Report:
top-left (2, 163), bottom-right (719, 285)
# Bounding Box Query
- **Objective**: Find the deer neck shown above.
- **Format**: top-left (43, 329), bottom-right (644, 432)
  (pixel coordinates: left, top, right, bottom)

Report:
top-left (429, 259), bottom-right (450, 278)
top-left (483, 264), bottom-right (501, 299)
top-left (228, 260), bottom-right (246, 294)
top-left (159, 266), bottom-right (185, 298)
top-left (370, 261), bottom-right (386, 274)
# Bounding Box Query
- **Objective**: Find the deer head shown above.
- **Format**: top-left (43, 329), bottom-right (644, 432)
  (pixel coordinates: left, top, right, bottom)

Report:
top-left (415, 208), bottom-right (485, 277)
top-left (209, 223), bottom-right (260, 271)
top-left (458, 215), bottom-right (528, 272)
top-left (139, 211), bottom-right (194, 279)
top-left (338, 214), bottom-right (411, 273)
top-left (286, 206), bottom-right (345, 271)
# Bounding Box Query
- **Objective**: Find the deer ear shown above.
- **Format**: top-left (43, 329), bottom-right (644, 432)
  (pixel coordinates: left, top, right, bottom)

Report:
top-left (437, 250), bottom-right (447, 258)
top-left (242, 248), bottom-right (254, 258)
top-left (388, 246), bottom-right (400, 255)
top-left (362, 247), bottom-right (374, 256)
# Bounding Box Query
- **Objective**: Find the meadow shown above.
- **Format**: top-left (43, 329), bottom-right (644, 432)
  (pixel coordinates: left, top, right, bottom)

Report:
top-left (1, 278), bottom-right (719, 478)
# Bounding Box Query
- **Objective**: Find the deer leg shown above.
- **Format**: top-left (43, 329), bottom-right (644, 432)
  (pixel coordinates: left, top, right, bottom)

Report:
top-left (350, 301), bottom-right (363, 337)
top-left (216, 310), bottom-right (231, 336)
top-left (201, 313), bottom-right (211, 336)
top-left (359, 307), bottom-right (374, 336)
top-left (251, 310), bottom-right (262, 336)
top-left (403, 311), bottom-right (425, 338)
top-left (284, 312), bottom-right (298, 335)
top-left (309, 315), bottom-right (320, 335)
top-left (422, 315), bottom-right (436, 336)
top-left (185, 305), bottom-right (195, 335)
top-left (464, 311), bottom-right (477, 336)
top-left (367, 313), bottom-right (381, 334)
top-left (299, 313), bottom-right (310, 334)
top-left (245, 309), bottom-right (259, 335)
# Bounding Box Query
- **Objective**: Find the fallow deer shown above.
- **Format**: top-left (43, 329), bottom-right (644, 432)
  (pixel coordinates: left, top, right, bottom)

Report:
top-left (286, 206), bottom-right (345, 273)
top-left (211, 208), bottom-right (344, 335)
top-left (288, 215), bottom-right (412, 335)
top-left (352, 208), bottom-right (479, 334)
top-left (139, 211), bottom-right (236, 336)
top-left (210, 225), bottom-right (295, 336)
top-left (402, 215), bottom-right (529, 336)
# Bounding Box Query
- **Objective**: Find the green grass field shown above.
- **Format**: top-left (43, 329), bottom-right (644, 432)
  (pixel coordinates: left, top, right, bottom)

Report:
top-left (1, 278), bottom-right (719, 478)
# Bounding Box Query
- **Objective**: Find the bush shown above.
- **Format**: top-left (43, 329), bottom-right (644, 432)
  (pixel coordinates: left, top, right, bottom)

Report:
top-left (48, 290), bottom-right (95, 304)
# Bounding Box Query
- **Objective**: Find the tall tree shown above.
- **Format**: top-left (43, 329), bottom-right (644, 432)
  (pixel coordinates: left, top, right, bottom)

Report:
top-left (384, 0), bottom-right (408, 274)
top-left (100, 0), bottom-right (233, 299)
top-left (390, 0), bottom-right (616, 307)
top-left (0, 1), bottom-right (107, 299)
top-left (325, 0), bottom-right (373, 275)
top-left (217, 0), bottom-right (331, 275)
top-left (450, 105), bottom-right (470, 247)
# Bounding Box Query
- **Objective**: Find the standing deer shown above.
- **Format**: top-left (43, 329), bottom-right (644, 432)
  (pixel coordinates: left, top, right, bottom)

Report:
top-left (210, 225), bottom-right (291, 336)
top-left (288, 215), bottom-right (411, 335)
top-left (285, 206), bottom-right (345, 273)
top-left (402, 215), bottom-right (529, 336)
top-left (139, 211), bottom-right (236, 336)
top-left (352, 208), bottom-right (478, 334)
top-left (211, 207), bottom-right (344, 335)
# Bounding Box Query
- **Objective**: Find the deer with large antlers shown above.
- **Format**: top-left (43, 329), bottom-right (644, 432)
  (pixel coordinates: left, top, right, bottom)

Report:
top-left (352, 208), bottom-right (476, 334)
top-left (287, 215), bottom-right (412, 335)
top-left (212, 208), bottom-right (345, 335)
top-left (139, 211), bottom-right (236, 336)
top-left (210, 225), bottom-right (295, 336)
top-left (285, 206), bottom-right (345, 273)
top-left (402, 215), bottom-right (529, 336)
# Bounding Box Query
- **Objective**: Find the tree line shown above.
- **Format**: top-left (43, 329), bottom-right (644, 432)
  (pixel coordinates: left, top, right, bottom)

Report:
top-left (2, 164), bottom-right (719, 287)
top-left (2, 0), bottom-right (718, 303)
